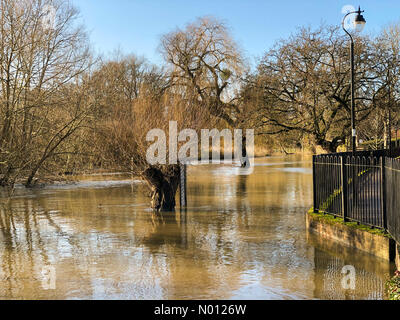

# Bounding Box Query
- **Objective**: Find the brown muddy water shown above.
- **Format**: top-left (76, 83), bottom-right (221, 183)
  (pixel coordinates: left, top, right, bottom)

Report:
top-left (0, 156), bottom-right (394, 299)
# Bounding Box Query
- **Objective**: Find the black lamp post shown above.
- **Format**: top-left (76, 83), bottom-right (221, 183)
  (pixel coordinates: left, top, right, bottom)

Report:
top-left (342, 6), bottom-right (366, 153)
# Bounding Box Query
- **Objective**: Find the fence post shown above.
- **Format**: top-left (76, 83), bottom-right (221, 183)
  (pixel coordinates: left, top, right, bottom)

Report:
top-left (312, 155), bottom-right (317, 213)
top-left (380, 157), bottom-right (387, 230)
top-left (341, 156), bottom-right (348, 222)
top-left (179, 163), bottom-right (187, 208)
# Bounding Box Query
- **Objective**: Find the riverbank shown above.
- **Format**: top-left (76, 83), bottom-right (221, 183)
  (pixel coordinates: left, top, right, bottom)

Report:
top-left (2, 151), bottom-right (315, 189)
top-left (307, 208), bottom-right (400, 300)
top-left (306, 209), bottom-right (395, 261)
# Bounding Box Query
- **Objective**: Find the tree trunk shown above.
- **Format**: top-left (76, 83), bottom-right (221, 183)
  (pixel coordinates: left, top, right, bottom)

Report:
top-left (318, 137), bottom-right (342, 154)
top-left (0, 166), bottom-right (13, 187)
top-left (142, 165), bottom-right (180, 211)
top-left (240, 135), bottom-right (248, 168)
top-left (25, 173), bottom-right (35, 188)
top-left (0, 173), bottom-right (10, 187)
top-left (25, 165), bottom-right (40, 188)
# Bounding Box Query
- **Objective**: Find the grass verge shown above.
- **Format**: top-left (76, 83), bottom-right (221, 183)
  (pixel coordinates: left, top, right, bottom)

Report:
top-left (307, 208), bottom-right (391, 238)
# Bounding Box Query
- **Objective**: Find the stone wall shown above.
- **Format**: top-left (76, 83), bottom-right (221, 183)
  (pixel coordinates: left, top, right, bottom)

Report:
top-left (306, 212), bottom-right (396, 261)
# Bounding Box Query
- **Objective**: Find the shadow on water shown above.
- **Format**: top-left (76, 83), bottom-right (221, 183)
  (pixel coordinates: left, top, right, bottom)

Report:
top-left (0, 155), bottom-right (394, 299)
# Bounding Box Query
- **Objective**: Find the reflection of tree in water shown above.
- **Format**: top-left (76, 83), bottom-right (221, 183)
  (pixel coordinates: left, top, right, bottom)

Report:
top-left (237, 174), bottom-right (248, 194)
top-left (0, 190), bottom-right (245, 299)
top-left (0, 199), bottom-right (92, 299)
top-left (179, 164), bottom-right (316, 298)
top-left (2, 159), bottom-right (387, 299)
top-left (0, 201), bottom-right (54, 298)
top-left (235, 174), bottom-right (251, 228)
top-left (0, 197), bottom-right (159, 299)
top-left (143, 210), bottom-right (188, 250)
top-left (139, 208), bottom-right (246, 299)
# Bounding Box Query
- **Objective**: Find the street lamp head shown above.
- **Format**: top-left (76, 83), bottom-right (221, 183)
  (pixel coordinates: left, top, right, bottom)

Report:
top-left (354, 6), bottom-right (366, 33)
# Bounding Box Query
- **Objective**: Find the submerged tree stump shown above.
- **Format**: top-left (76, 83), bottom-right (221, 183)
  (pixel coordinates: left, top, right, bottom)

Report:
top-left (142, 165), bottom-right (180, 211)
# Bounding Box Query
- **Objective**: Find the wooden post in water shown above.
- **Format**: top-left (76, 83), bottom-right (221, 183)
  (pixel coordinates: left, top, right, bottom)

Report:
top-left (130, 157), bottom-right (134, 180)
top-left (130, 157), bottom-right (134, 193)
top-left (179, 163), bottom-right (187, 208)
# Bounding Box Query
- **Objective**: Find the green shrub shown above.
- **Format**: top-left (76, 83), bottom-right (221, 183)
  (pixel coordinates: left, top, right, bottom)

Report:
top-left (387, 271), bottom-right (400, 300)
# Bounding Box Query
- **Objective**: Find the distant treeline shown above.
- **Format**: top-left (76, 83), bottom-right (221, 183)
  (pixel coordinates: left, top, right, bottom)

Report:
top-left (1, 0), bottom-right (399, 209)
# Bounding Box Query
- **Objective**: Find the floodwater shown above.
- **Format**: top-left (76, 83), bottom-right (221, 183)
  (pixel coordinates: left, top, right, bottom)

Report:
top-left (0, 156), bottom-right (394, 299)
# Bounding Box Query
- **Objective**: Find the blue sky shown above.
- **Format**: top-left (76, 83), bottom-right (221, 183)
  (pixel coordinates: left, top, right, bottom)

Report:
top-left (72, 0), bottom-right (400, 66)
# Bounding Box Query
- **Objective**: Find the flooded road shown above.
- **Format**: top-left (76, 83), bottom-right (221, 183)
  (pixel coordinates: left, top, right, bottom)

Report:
top-left (0, 156), bottom-right (394, 299)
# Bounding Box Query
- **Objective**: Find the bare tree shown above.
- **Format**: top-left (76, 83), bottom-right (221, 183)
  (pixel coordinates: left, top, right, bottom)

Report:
top-left (362, 24), bottom-right (400, 148)
top-left (249, 26), bottom-right (376, 152)
top-left (160, 16), bottom-right (250, 166)
top-left (90, 55), bottom-right (209, 211)
top-left (0, 0), bottom-right (92, 186)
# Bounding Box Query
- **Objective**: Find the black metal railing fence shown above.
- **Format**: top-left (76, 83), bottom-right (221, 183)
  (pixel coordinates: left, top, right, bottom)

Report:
top-left (385, 158), bottom-right (400, 244)
top-left (313, 149), bottom-right (400, 244)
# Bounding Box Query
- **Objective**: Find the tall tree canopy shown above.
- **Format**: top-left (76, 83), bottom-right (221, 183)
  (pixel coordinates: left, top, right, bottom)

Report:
top-left (160, 16), bottom-right (247, 128)
top-left (248, 26), bottom-right (381, 152)
top-left (0, 0), bottom-right (91, 186)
